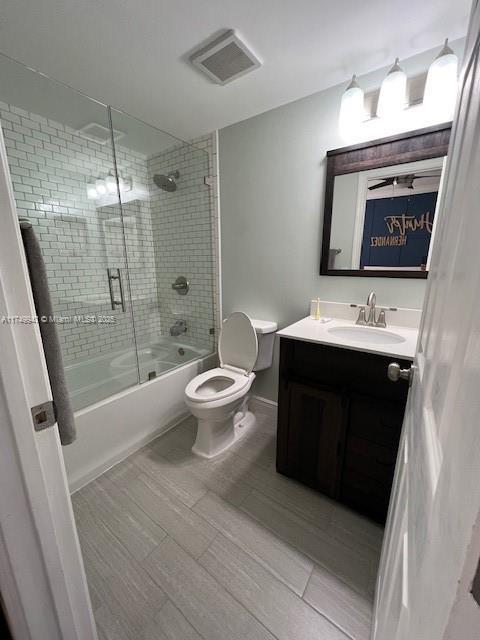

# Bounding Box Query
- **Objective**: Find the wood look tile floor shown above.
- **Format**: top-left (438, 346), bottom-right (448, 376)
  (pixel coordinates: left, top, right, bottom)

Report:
top-left (72, 410), bottom-right (383, 640)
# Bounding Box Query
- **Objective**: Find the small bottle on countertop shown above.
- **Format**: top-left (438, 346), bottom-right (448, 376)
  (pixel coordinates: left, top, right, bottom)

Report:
top-left (310, 297), bottom-right (321, 320)
top-left (310, 298), bottom-right (332, 323)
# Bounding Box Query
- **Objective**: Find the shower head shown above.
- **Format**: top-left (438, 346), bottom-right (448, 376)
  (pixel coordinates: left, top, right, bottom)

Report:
top-left (153, 170), bottom-right (179, 192)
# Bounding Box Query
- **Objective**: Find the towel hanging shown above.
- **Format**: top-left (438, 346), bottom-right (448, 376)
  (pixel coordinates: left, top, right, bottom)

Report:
top-left (19, 218), bottom-right (76, 445)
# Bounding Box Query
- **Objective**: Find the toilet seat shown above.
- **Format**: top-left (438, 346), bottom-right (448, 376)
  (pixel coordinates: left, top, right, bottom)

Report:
top-left (218, 311), bottom-right (258, 374)
top-left (185, 312), bottom-right (258, 405)
top-left (185, 367), bottom-right (251, 403)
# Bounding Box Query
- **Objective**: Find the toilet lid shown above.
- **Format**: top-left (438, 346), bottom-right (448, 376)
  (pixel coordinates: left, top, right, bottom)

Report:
top-left (219, 312), bottom-right (258, 374)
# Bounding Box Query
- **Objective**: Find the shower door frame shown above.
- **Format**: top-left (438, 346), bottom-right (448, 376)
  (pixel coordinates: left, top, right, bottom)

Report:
top-left (0, 121), bottom-right (97, 638)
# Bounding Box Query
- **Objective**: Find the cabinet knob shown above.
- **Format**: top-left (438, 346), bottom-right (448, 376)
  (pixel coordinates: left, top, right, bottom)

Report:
top-left (387, 362), bottom-right (414, 386)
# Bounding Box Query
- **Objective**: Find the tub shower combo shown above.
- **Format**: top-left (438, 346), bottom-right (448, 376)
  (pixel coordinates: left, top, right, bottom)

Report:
top-left (0, 54), bottom-right (217, 488)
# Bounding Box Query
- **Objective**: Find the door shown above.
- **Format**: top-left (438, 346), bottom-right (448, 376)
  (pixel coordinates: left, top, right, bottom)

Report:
top-left (373, 6), bottom-right (480, 640)
top-left (0, 99), bottom-right (97, 637)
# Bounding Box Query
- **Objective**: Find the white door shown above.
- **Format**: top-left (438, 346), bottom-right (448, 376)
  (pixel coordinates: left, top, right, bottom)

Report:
top-left (0, 121), bottom-right (97, 637)
top-left (373, 5), bottom-right (480, 639)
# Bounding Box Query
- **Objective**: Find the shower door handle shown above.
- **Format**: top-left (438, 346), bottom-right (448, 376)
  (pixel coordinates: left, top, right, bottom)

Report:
top-left (107, 268), bottom-right (126, 312)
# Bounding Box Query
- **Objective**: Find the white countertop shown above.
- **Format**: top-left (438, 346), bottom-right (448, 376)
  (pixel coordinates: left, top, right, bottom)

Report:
top-left (277, 316), bottom-right (418, 360)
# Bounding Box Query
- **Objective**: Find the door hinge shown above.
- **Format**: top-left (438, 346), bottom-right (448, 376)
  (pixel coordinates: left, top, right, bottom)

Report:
top-left (31, 400), bottom-right (56, 432)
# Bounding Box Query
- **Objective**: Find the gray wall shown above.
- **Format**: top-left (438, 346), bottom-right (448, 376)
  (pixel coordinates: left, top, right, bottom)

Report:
top-left (219, 40), bottom-right (464, 401)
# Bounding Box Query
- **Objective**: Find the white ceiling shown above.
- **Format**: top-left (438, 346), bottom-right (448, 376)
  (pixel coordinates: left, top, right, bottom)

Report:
top-left (0, 0), bottom-right (471, 141)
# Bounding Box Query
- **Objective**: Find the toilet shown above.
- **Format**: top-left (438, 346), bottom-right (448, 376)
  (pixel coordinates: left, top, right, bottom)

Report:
top-left (185, 312), bottom-right (277, 459)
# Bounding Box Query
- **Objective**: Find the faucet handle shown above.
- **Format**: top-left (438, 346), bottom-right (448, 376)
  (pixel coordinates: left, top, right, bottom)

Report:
top-left (376, 309), bottom-right (387, 328)
top-left (356, 307), bottom-right (367, 325)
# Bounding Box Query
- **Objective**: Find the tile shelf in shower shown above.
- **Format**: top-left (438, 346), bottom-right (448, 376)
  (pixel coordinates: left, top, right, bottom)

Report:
top-left (94, 190), bottom-right (148, 209)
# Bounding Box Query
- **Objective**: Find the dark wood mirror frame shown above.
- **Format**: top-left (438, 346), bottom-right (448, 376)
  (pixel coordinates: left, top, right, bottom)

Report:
top-left (320, 123), bottom-right (452, 279)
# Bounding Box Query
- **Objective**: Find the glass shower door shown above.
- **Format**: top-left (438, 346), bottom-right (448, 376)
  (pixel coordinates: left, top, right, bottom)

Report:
top-left (0, 55), bottom-right (138, 410)
top-left (109, 108), bottom-right (216, 383)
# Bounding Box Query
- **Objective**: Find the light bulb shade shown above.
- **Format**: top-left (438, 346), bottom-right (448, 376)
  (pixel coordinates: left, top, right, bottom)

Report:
top-left (86, 182), bottom-right (97, 199)
top-left (95, 179), bottom-right (107, 196)
top-left (377, 59), bottom-right (407, 120)
top-left (105, 175), bottom-right (117, 194)
top-left (423, 42), bottom-right (458, 122)
top-left (339, 76), bottom-right (365, 139)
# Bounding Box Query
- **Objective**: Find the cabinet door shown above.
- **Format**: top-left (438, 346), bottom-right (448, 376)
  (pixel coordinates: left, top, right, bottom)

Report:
top-left (341, 395), bottom-right (405, 523)
top-left (283, 382), bottom-right (344, 497)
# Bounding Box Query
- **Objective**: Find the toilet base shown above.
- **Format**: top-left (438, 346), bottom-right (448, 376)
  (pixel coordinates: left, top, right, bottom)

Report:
top-left (192, 409), bottom-right (256, 459)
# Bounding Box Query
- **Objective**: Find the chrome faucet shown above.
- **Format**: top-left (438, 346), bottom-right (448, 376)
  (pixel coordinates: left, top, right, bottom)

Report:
top-left (366, 291), bottom-right (376, 326)
top-left (355, 291), bottom-right (387, 327)
top-left (170, 319), bottom-right (187, 336)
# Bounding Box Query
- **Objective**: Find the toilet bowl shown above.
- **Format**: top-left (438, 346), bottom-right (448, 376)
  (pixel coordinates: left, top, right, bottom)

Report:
top-left (185, 312), bottom-right (276, 459)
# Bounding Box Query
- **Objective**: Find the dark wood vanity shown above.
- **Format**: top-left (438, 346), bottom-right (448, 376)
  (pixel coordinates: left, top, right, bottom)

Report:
top-left (276, 337), bottom-right (411, 523)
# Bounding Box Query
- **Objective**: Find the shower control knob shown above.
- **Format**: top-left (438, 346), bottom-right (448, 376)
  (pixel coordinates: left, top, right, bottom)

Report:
top-left (171, 276), bottom-right (189, 295)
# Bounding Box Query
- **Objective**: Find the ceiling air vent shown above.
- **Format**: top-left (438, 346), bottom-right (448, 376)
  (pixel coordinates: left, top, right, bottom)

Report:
top-left (190, 30), bottom-right (261, 85)
top-left (76, 122), bottom-right (125, 145)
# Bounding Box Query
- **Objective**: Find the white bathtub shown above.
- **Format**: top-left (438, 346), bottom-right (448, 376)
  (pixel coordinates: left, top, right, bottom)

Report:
top-left (65, 339), bottom-right (210, 412)
top-left (62, 338), bottom-right (215, 492)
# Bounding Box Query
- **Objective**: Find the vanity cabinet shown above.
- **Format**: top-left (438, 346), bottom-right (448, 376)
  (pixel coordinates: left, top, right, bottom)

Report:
top-left (276, 337), bottom-right (411, 523)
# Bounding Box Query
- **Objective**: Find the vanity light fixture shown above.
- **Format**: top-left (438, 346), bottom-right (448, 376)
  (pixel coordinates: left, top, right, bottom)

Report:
top-left (377, 58), bottom-right (407, 120)
top-left (339, 75), bottom-right (365, 139)
top-left (423, 39), bottom-right (458, 122)
top-left (337, 40), bottom-right (457, 140)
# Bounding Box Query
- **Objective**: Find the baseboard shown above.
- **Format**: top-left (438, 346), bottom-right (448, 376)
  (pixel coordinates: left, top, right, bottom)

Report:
top-left (70, 397), bottom-right (275, 493)
top-left (69, 410), bottom-right (190, 494)
top-left (250, 394), bottom-right (278, 419)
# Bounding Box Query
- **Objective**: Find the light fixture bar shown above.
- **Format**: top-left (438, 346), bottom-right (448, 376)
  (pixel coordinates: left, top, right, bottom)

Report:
top-left (338, 38), bottom-right (458, 141)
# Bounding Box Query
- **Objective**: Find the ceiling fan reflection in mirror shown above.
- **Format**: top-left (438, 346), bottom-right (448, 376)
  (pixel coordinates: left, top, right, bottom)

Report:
top-left (368, 173), bottom-right (440, 190)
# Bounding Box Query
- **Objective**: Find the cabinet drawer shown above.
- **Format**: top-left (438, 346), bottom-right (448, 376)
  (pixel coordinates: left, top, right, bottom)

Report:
top-left (344, 435), bottom-right (396, 484)
top-left (288, 339), bottom-right (410, 402)
top-left (348, 396), bottom-right (404, 449)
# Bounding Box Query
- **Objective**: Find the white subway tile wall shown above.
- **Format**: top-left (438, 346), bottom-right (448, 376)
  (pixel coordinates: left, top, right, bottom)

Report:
top-left (147, 135), bottom-right (217, 347)
top-left (191, 132), bottom-right (221, 339)
top-left (0, 100), bottom-right (219, 377)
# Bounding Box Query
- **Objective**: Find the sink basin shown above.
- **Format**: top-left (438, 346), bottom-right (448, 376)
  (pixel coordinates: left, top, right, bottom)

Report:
top-left (327, 325), bottom-right (406, 345)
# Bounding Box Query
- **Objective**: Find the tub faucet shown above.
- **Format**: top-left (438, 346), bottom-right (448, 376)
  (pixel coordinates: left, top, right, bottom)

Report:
top-left (170, 319), bottom-right (187, 336)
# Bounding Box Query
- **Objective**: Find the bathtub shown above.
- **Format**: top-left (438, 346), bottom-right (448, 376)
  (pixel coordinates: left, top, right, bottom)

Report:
top-left (62, 337), bottom-right (215, 492)
top-left (65, 338), bottom-right (210, 412)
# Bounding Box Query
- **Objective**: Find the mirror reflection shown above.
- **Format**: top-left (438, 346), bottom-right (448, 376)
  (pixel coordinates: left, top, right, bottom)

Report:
top-left (329, 157), bottom-right (446, 272)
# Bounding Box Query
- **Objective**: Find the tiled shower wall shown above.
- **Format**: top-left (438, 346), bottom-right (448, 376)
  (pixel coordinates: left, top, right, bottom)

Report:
top-left (147, 133), bottom-right (219, 346)
top-left (191, 133), bottom-right (221, 339)
top-left (0, 99), bottom-right (219, 363)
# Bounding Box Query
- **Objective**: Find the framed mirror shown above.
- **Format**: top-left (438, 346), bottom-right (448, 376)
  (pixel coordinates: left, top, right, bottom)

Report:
top-left (320, 123), bottom-right (451, 278)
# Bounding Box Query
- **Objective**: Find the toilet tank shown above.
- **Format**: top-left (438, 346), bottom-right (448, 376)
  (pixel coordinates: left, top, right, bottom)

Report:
top-left (250, 319), bottom-right (277, 371)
